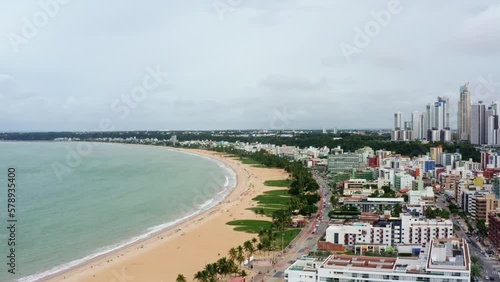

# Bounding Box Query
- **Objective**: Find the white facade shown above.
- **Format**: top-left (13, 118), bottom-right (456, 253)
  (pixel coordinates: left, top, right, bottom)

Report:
top-left (399, 214), bottom-right (453, 245)
top-left (396, 173), bottom-right (414, 190)
top-left (458, 83), bottom-right (471, 141)
top-left (471, 102), bottom-right (486, 145)
top-left (326, 213), bottom-right (453, 248)
top-left (326, 223), bottom-right (392, 247)
top-left (411, 111), bottom-right (420, 140)
top-left (420, 112), bottom-right (428, 140)
top-left (285, 239), bottom-right (470, 282)
top-left (489, 153), bottom-right (500, 168)
top-left (394, 112), bottom-right (403, 130)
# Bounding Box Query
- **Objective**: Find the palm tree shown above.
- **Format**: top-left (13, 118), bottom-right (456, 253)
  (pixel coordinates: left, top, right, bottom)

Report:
top-left (243, 240), bottom-right (255, 261)
top-left (204, 263), bottom-right (218, 280)
top-left (470, 255), bottom-right (482, 281)
top-left (227, 259), bottom-right (239, 277)
top-left (216, 257), bottom-right (230, 277)
top-left (228, 247), bottom-right (237, 262)
top-left (257, 242), bottom-right (264, 254)
top-left (194, 270), bottom-right (208, 282)
top-left (251, 237), bottom-right (258, 245)
top-left (236, 245), bottom-right (245, 267)
top-left (176, 274), bottom-right (187, 282)
top-left (237, 245), bottom-right (244, 256)
top-left (240, 269), bottom-right (248, 277)
top-left (272, 209), bottom-right (292, 250)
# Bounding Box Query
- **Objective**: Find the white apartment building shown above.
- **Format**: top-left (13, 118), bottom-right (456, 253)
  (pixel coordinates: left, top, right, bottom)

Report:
top-left (397, 214), bottom-right (453, 245)
top-left (285, 238), bottom-right (470, 282)
top-left (343, 198), bottom-right (404, 214)
top-left (408, 187), bottom-right (435, 206)
top-left (488, 153), bottom-right (500, 168)
top-left (326, 222), bottom-right (393, 252)
top-left (394, 173), bottom-right (414, 190)
top-left (325, 214), bottom-right (453, 248)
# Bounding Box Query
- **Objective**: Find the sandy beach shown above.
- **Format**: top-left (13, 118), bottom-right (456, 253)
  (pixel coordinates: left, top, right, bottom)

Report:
top-left (46, 148), bottom-right (289, 282)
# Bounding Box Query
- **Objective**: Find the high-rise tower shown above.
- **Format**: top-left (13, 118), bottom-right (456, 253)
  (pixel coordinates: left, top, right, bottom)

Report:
top-left (458, 83), bottom-right (471, 141)
top-left (411, 111), bottom-right (420, 140)
top-left (471, 101), bottom-right (486, 145)
top-left (394, 112), bottom-right (402, 130)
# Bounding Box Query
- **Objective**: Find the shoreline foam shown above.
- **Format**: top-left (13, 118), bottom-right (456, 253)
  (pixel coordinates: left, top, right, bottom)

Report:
top-left (43, 146), bottom-right (289, 282)
top-left (19, 145), bottom-right (237, 282)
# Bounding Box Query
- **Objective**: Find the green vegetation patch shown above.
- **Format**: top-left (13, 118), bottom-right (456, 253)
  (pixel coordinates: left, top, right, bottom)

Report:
top-left (248, 207), bottom-right (281, 217)
top-left (226, 220), bottom-right (272, 233)
top-left (264, 179), bottom-right (293, 187)
top-left (241, 158), bottom-right (262, 165)
top-left (277, 229), bottom-right (301, 249)
top-left (253, 190), bottom-right (291, 207)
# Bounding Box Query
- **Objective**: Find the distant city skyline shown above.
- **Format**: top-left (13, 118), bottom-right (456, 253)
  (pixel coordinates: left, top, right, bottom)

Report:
top-left (392, 82), bottom-right (499, 144)
top-left (1, 1), bottom-right (500, 131)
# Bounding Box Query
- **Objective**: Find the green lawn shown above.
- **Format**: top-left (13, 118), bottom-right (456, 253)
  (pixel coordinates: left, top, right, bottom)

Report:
top-left (226, 220), bottom-right (301, 250)
top-left (241, 159), bottom-right (262, 165)
top-left (276, 229), bottom-right (301, 249)
top-left (264, 179), bottom-right (293, 187)
top-left (246, 190), bottom-right (291, 216)
top-left (260, 190), bottom-right (289, 196)
top-left (226, 220), bottom-right (272, 233)
top-left (252, 190), bottom-right (291, 206)
top-left (248, 207), bottom-right (282, 217)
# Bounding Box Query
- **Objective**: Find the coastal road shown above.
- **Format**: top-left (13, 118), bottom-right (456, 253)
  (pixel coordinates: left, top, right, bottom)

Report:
top-left (438, 194), bottom-right (500, 281)
top-left (263, 171), bottom-right (332, 282)
top-left (455, 220), bottom-right (500, 281)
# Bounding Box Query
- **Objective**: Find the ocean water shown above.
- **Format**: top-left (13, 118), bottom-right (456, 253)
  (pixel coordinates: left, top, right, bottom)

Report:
top-left (0, 142), bottom-right (236, 281)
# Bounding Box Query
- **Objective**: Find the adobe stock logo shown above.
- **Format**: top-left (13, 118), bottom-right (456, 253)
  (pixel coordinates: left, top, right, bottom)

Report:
top-left (213, 0), bottom-right (244, 21)
top-left (51, 65), bottom-right (169, 182)
top-left (340, 0), bottom-right (403, 63)
top-left (7, 0), bottom-right (71, 53)
top-left (270, 107), bottom-right (296, 130)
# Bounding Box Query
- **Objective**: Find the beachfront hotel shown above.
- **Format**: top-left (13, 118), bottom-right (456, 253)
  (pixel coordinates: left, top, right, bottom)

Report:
top-left (284, 238), bottom-right (470, 282)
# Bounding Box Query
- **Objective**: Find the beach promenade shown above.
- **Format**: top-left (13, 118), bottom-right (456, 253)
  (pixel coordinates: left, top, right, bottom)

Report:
top-left (46, 148), bottom-right (289, 282)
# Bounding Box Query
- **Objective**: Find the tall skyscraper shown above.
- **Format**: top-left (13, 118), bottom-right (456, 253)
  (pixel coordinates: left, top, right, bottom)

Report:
top-left (485, 102), bottom-right (499, 145)
top-left (435, 97), bottom-right (449, 130)
top-left (471, 102), bottom-right (486, 145)
top-left (426, 103), bottom-right (435, 132)
top-left (404, 121), bottom-right (412, 140)
top-left (494, 102), bottom-right (500, 145)
top-left (394, 112), bottom-right (402, 130)
top-left (392, 112), bottom-right (406, 141)
top-left (411, 111), bottom-right (420, 140)
top-left (486, 107), bottom-right (495, 144)
top-left (458, 83), bottom-right (471, 141)
top-left (420, 112), bottom-right (428, 140)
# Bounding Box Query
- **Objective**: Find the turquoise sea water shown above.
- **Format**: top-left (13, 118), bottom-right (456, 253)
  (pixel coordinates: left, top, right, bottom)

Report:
top-left (0, 142), bottom-right (235, 281)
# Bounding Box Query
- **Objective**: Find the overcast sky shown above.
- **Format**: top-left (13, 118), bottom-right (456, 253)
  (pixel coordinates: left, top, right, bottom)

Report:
top-left (1, 0), bottom-right (500, 131)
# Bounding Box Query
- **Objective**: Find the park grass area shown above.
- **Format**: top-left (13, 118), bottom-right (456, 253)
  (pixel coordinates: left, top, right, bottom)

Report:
top-left (247, 190), bottom-right (291, 216)
top-left (277, 229), bottom-right (301, 248)
top-left (253, 190), bottom-right (290, 207)
top-left (226, 220), bottom-right (272, 233)
top-left (239, 158), bottom-right (271, 168)
top-left (241, 158), bottom-right (262, 165)
top-left (248, 207), bottom-right (279, 217)
top-left (264, 179), bottom-right (293, 187)
top-left (226, 220), bottom-right (300, 250)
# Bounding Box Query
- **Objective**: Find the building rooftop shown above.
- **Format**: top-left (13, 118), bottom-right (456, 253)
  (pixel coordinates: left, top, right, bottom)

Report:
top-left (287, 239), bottom-right (470, 275)
top-left (322, 254), bottom-right (397, 271)
top-left (427, 238), bottom-right (469, 271)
